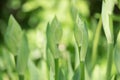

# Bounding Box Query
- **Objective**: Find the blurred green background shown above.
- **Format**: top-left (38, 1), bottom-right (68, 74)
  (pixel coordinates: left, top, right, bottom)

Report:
top-left (0, 0), bottom-right (120, 80)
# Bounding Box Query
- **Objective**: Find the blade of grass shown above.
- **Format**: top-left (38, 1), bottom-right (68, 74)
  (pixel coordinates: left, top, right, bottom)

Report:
top-left (91, 17), bottom-right (102, 69)
top-left (74, 14), bottom-right (88, 80)
top-left (55, 58), bottom-right (59, 80)
top-left (106, 43), bottom-right (113, 80)
top-left (80, 61), bottom-right (85, 80)
top-left (102, 0), bottom-right (115, 79)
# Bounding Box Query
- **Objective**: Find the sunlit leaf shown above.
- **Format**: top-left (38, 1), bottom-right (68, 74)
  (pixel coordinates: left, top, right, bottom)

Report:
top-left (51, 16), bottom-right (62, 44)
top-left (101, 0), bottom-right (116, 43)
top-left (28, 59), bottom-right (40, 80)
top-left (46, 16), bottom-right (62, 58)
top-left (74, 18), bottom-right (82, 47)
top-left (72, 7), bottom-right (83, 48)
top-left (46, 44), bottom-right (55, 80)
top-left (46, 46), bottom-right (55, 72)
top-left (46, 23), bottom-right (59, 58)
top-left (70, 5), bottom-right (78, 21)
top-left (4, 15), bottom-right (23, 55)
top-left (2, 47), bottom-right (15, 71)
top-left (75, 15), bottom-right (88, 61)
top-left (17, 33), bottom-right (29, 75)
top-left (114, 31), bottom-right (120, 74)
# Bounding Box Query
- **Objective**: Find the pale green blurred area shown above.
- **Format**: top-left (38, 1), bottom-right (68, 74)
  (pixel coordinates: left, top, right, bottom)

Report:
top-left (25, 0), bottom-right (90, 56)
top-left (25, 0), bottom-right (90, 60)
top-left (0, 0), bottom-right (120, 80)
top-left (24, 0), bottom-right (106, 80)
top-left (26, 0), bottom-right (90, 80)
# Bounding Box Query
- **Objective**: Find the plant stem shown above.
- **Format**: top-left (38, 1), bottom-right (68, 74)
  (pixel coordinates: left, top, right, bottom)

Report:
top-left (78, 46), bottom-right (85, 80)
top-left (55, 58), bottom-right (58, 80)
top-left (80, 61), bottom-right (85, 80)
top-left (0, 70), bottom-right (2, 80)
top-left (91, 17), bottom-right (102, 68)
top-left (15, 55), bottom-right (17, 65)
top-left (15, 56), bottom-right (24, 80)
top-left (19, 74), bottom-right (24, 80)
top-left (106, 43), bottom-right (113, 80)
top-left (78, 46), bottom-right (81, 61)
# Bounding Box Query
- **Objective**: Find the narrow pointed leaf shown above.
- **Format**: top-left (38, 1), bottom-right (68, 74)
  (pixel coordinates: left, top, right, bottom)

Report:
top-left (74, 18), bottom-right (82, 47)
top-left (17, 33), bottom-right (29, 75)
top-left (4, 15), bottom-right (23, 55)
top-left (70, 5), bottom-right (78, 21)
top-left (46, 17), bottom-right (62, 58)
top-left (46, 23), bottom-right (59, 58)
top-left (75, 15), bottom-right (88, 61)
top-left (52, 17), bottom-right (62, 44)
top-left (101, 0), bottom-right (116, 43)
top-left (71, 6), bottom-right (82, 47)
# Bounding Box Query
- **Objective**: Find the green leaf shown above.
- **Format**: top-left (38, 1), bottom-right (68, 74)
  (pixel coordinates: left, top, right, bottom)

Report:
top-left (72, 65), bottom-right (80, 80)
top-left (70, 5), bottom-right (78, 21)
top-left (46, 16), bottom-right (62, 58)
top-left (75, 15), bottom-right (88, 61)
top-left (17, 33), bottom-right (29, 75)
top-left (101, 0), bottom-right (116, 43)
top-left (58, 68), bottom-right (65, 80)
top-left (4, 15), bottom-right (23, 55)
top-left (74, 17), bottom-right (82, 47)
top-left (46, 23), bottom-right (59, 58)
top-left (28, 59), bottom-right (40, 80)
top-left (46, 46), bottom-right (55, 71)
top-left (114, 31), bottom-right (120, 74)
top-left (2, 47), bottom-right (15, 71)
top-left (52, 17), bottom-right (62, 44)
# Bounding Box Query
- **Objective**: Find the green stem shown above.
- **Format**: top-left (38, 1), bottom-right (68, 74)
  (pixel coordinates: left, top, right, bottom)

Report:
top-left (80, 61), bottom-right (85, 80)
top-left (55, 58), bottom-right (58, 80)
top-left (91, 17), bottom-right (102, 68)
top-left (78, 46), bottom-right (81, 56)
top-left (19, 74), bottom-right (24, 80)
top-left (78, 46), bottom-right (85, 80)
top-left (15, 55), bottom-right (17, 66)
top-left (0, 70), bottom-right (2, 80)
top-left (14, 56), bottom-right (24, 80)
top-left (106, 43), bottom-right (113, 80)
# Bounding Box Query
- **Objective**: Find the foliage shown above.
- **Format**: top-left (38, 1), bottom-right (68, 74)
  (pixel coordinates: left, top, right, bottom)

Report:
top-left (0, 0), bottom-right (120, 80)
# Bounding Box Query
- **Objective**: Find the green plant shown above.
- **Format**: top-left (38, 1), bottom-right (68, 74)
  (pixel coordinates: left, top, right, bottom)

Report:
top-left (4, 15), bottom-right (29, 80)
top-left (0, 0), bottom-right (120, 80)
top-left (46, 17), bottom-right (62, 80)
top-left (101, 0), bottom-right (116, 79)
top-left (73, 14), bottom-right (88, 80)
